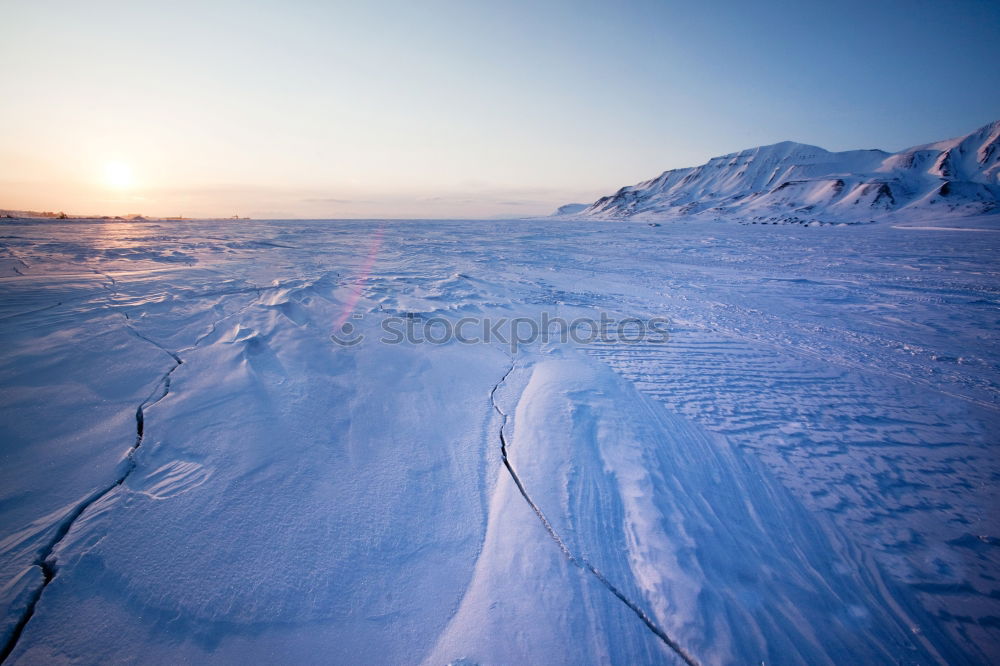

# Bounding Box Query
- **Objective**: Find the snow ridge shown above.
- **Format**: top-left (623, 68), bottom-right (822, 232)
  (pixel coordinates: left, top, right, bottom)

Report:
top-left (559, 119), bottom-right (1000, 224)
top-left (489, 359), bottom-right (700, 666)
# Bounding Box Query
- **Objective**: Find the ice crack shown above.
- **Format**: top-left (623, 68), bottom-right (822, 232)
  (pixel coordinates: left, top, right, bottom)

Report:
top-left (0, 306), bottom-right (183, 663)
top-left (489, 360), bottom-right (699, 666)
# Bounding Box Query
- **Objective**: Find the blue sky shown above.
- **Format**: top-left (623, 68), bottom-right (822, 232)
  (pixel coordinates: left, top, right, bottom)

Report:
top-left (1, 0), bottom-right (997, 218)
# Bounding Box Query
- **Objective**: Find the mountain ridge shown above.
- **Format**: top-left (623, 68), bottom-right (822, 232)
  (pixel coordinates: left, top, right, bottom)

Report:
top-left (558, 120), bottom-right (1000, 225)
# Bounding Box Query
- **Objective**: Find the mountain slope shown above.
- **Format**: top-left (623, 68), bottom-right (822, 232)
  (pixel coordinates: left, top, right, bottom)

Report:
top-left (561, 120), bottom-right (1000, 224)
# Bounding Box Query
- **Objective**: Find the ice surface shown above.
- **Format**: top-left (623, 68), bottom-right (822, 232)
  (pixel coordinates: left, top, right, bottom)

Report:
top-left (0, 218), bottom-right (998, 664)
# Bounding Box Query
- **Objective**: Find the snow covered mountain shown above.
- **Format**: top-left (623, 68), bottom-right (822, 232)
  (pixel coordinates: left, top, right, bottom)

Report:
top-left (562, 120), bottom-right (1000, 224)
top-left (551, 202), bottom-right (589, 216)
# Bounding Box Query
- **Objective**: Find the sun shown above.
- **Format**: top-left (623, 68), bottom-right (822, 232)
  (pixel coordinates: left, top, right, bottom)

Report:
top-left (104, 161), bottom-right (135, 189)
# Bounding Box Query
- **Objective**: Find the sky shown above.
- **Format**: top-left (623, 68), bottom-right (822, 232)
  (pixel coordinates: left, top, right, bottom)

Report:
top-left (1, 0), bottom-right (998, 219)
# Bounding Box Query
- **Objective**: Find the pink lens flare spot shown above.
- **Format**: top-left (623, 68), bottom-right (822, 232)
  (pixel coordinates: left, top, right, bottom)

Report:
top-left (333, 225), bottom-right (385, 332)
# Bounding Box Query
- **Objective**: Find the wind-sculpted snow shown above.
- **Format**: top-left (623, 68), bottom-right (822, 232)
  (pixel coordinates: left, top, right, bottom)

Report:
top-left (560, 119), bottom-right (1000, 226)
top-left (0, 217), bottom-right (997, 663)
